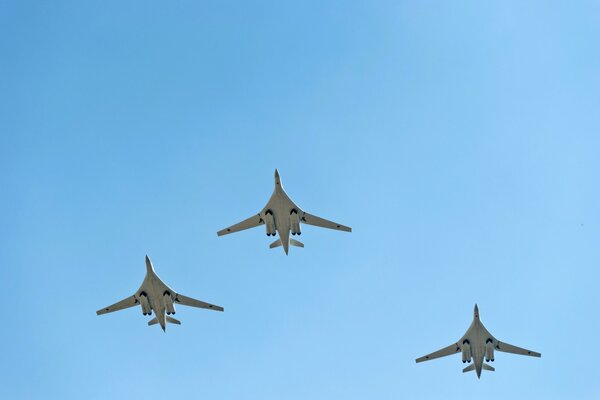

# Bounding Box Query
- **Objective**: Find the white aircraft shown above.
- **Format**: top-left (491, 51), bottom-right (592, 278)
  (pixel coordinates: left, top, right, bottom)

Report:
top-left (96, 256), bottom-right (223, 331)
top-left (416, 304), bottom-right (541, 378)
top-left (217, 169), bottom-right (351, 254)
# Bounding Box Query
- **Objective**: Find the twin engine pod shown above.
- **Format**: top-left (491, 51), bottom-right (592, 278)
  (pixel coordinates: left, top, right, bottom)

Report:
top-left (139, 292), bottom-right (152, 316)
top-left (290, 209), bottom-right (301, 236)
top-left (485, 339), bottom-right (495, 362)
top-left (461, 340), bottom-right (472, 363)
top-left (163, 291), bottom-right (176, 315)
top-left (264, 210), bottom-right (276, 236)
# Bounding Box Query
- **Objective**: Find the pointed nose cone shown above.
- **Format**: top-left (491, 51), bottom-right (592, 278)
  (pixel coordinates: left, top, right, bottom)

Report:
top-left (274, 169), bottom-right (281, 187)
top-left (474, 304), bottom-right (479, 318)
top-left (145, 255), bottom-right (154, 274)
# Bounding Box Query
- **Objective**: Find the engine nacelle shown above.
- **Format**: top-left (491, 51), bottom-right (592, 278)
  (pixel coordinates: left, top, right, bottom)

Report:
top-left (265, 211), bottom-right (276, 236)
top-left (485, 340), bottom-right (495, 362)
top-left (461, 341), bottom-right (472, 363)
top-left (290, 210), bottom-right (301, 235)
top-left (163, 292), bottom-right (176, 315)
top-left (139, 293), bottom-right (151, 315)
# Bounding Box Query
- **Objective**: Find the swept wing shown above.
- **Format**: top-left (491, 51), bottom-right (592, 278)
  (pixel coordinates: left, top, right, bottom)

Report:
top-left (96, 295), bottom-right (138, 315)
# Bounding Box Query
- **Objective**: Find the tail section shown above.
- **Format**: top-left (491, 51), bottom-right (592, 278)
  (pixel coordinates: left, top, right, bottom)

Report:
top-left (482, 363), bottom-right (495, 372)
top-left (462, 364), bottom-right (475, 373)
top-left (463, 362), bottom-right (494, 377)
top-left (269, 238), bottom-right (304, 251)
top-left (148, 316), bottom-right (181, 327)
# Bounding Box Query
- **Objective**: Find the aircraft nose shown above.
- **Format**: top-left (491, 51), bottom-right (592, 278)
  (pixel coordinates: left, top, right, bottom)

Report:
top-left (274, 169), bottom-right (282, 186)
top-left (145, 255), bottom-right (154, 273)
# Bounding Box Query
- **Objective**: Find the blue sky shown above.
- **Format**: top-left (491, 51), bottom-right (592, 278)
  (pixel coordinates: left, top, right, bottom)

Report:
top-left (1, 1), bottom-right (599, 399)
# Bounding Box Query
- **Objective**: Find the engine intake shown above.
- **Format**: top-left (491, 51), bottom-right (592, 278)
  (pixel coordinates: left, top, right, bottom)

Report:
top-left (461, 340), bottom-right (472, 363)
top-left (290, 210), bottom-right (301, 235)
top-left (264, 210), bottom-right (276, 236)
top-left (139, 293), bottom-right (151, 315)
top-left (163, 292), bottom-right (176, 315)
top-left (485, 339), bottom-right (495, 362)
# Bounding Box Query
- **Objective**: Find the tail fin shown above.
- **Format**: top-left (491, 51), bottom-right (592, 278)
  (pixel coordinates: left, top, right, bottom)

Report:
top-left (462, 364), bottom-right (475, 373)
top-left (290, 239), bottom-right (304, 248)
top-left (148, 316), bottom-right (181, 326)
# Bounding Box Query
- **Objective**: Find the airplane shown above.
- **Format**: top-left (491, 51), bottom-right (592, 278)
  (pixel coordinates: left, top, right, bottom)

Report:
top-left (415, 304), bottom-right (541, 378)
top-left (96, 255), bottom-right (223, 331)
top-left (217, 169), bottom-right (351, 254)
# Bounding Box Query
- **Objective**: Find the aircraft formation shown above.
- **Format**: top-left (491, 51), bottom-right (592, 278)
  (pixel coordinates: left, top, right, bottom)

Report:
top-left (97, 169), bottom-right (540, 379)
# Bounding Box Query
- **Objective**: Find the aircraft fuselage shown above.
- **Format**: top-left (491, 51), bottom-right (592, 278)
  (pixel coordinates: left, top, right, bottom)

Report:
top-left (260, 178), bottom-right (301, 255)
top-left (137, 269), bottom-right (175, 331)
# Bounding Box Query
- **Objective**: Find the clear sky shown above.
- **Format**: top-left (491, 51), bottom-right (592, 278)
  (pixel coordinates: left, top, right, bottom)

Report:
top-left (1, 1), bottom-right (599, 399)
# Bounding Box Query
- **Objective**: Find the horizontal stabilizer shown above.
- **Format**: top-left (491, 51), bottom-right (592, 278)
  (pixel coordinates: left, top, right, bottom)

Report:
top-left (482, 363), bottom-right (495, 372)
top-left (270, 239), bottom-right (304, 248)
top-left (148, 316), bottom-right (181, 326)
top-left (462, 364), bottom-right (475, 373)
top-left (462, 363), bottom-right (495, 373)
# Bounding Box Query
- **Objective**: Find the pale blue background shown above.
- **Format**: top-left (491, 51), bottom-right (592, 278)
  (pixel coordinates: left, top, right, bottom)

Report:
top-left (1, 1), bottom-right (599, 399)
